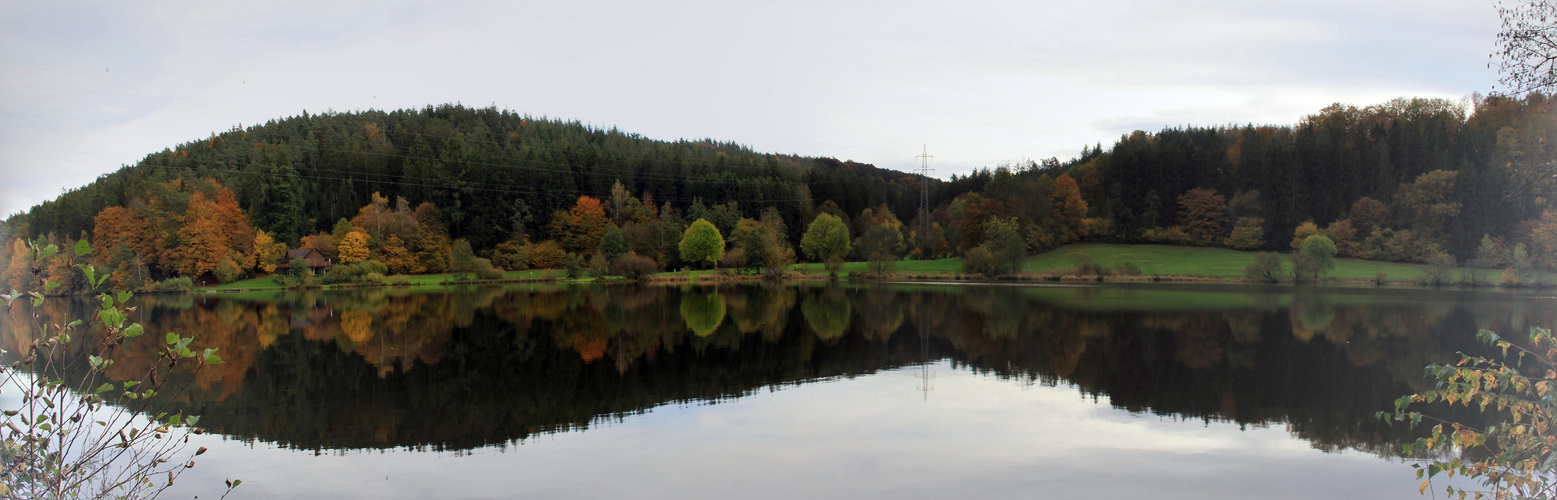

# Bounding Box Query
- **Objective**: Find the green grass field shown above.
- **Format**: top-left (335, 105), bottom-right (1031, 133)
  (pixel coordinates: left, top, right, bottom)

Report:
top-left (794, 243), bottom-right (1485, 282)
top-left (1017, 244), bottom-right (1434, 280)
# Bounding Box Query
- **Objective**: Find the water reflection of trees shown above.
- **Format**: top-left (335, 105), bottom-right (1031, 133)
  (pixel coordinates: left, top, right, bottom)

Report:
top-left (0, 284), bottom-right (1541, 456)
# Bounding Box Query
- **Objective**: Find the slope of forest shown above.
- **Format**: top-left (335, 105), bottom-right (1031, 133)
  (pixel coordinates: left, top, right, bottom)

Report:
top-left (3, 105), bottom-right (925, 250)
top-left (4, 94), bottom-right (1557, 291)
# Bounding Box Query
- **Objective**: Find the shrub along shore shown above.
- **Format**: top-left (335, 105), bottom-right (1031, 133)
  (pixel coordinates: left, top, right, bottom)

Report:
top-left (195, 243), bottom-right (1553, 292)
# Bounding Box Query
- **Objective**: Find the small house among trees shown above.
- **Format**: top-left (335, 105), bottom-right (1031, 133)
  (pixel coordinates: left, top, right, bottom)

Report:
top-left (277, 248), bottom-right (332, 272)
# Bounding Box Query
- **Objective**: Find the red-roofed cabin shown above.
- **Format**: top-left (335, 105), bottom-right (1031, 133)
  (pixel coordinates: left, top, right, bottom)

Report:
top-left (276, 248), bottom-right (332, 272)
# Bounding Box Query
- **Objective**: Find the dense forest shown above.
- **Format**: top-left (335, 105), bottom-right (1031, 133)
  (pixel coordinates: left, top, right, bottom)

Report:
top-left (4, 93), bottom-right (1557, 289)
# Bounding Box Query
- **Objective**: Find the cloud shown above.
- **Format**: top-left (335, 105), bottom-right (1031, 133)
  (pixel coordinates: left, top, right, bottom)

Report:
top-left (0, 0), bottom-right (1502, 215)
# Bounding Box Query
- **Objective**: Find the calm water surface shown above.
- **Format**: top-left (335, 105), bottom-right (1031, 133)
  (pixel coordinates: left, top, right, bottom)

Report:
top-left (5, 283), bottom-right (1546, 499)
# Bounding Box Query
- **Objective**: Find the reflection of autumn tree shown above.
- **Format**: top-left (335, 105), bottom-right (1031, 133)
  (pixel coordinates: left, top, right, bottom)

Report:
top-left (857, 287), bottom-right (905, 341)
top-left (1288, 292), bottom-right (1336, 342)
top-left (1153, 316), bottom-right (1225, 370)
top-left (8, 284), bottom-right (1522, 459)
top-left (801, 287), bottom-right (851, 341)
top-left (680, 290), bottom-right (727, 337)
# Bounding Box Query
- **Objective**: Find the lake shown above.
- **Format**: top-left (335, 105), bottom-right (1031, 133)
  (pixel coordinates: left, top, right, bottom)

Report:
top-left (4, 282), bottom-right (1545, 499)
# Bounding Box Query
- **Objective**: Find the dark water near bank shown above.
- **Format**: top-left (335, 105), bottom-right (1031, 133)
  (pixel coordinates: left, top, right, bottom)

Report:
top-left (4, 283), bottom-right (1547, 499)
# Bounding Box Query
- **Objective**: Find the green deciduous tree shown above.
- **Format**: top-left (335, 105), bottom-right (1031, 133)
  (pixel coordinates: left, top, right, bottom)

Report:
top-left (678, 219), bottom-right (725, 269)
top-left (1299, 234), bottom-right (1337, 278)
top-left (801, 213), bottom-right (850, 274)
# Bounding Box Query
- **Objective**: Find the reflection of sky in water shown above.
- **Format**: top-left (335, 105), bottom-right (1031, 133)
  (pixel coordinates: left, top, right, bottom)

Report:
top-left (162, 362), bottom-right (1464, 500)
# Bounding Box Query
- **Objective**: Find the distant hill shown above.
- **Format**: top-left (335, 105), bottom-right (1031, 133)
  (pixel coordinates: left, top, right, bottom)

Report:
top-left (5, 104), bottom-right (937, 250)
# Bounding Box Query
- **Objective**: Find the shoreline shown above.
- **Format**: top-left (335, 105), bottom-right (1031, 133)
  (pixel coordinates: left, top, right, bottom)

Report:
top-left (183, 269), bottom-right (1556, 294)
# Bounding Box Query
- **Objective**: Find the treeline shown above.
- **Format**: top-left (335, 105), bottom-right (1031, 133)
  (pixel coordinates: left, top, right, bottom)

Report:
top-left (6, 94), bottom-right (1557, 288)
top-left (923, 94), bottom-right (1557, 274)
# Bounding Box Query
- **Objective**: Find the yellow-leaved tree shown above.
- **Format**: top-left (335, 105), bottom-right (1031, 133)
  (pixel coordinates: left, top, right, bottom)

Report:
top-left (338, 231), bottom-right (371, 264)
top-left (252, 229), bottom-right (289, 273)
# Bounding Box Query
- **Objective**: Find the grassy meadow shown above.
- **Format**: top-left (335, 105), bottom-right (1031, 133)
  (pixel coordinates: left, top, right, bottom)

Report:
top-left (794, 243), bottom-right (1542, 283)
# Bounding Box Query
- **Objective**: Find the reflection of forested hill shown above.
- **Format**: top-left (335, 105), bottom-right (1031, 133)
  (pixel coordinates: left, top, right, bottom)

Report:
top-left (1, 285), bottom-right (1539, 454)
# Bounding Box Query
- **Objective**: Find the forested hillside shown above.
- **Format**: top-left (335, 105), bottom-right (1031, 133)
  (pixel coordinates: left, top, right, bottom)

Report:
top-left (924, 94), bottom-right (1557, 273)
top-left (5, 93), bottom-right (1557, 290)
top-left (4, 105), bottom-right (925, 250)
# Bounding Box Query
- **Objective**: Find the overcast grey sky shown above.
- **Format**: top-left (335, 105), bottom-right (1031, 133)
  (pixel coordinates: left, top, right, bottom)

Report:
top-left (0, 0), bottom-right (1499, 216)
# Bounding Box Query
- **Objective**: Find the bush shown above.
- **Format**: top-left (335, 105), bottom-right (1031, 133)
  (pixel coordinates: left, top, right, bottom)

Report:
top-left (529, 240), bottom-right (566, 269)
top-left (215, 255), bottom-right (245, 284)
top-left (147, 276), bottom-right (195, 293)
top-left (1076, 255), bottom-right (1107, 276)
top-left (824, 255), bottom-right (844, 275)
top-left (474, 257), bottom-right (504, 280)
top-left (867, 251), bottom-right (896, 275)
top-left (1420, 253), bottom-right (1457, 287)
top-left (1245, 252), bottom-right (1283, 283)
top-left (1114, 262), bottom-right (1143, 276)
top-left (1290, 252), bottom-right (1318, 283)
top-left (1225, 217), bottom-right (1266, 251)
top-left (610, 252), bottom-right (660, 280)
top-left (1141, 226), bottom-right (1192, 245)
top-left (321, 260), bottom-right (389, 285)
top-left (488, 240), bottom-right (531, 270)
top-left (718, 247), bottom-right (748, 271)
top-left (1374, 271), bottom-right (1388, 286)
top-left (588, 252), bottom-right (610, 279)
top-left (563, 252), bottom-right (584, 279)
top-left (961, 246), bottom-right (999, 278)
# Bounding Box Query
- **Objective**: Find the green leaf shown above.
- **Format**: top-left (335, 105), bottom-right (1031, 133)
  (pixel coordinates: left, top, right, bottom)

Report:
top-left (123, 323), bottom-right (143, 338)
top-left (117, 291), bottom-right (132, 303)
top-left (43, 281), bottom-right (60, 293)
top-left (74, 239), bottom-right (91, 257)
top-left (166, 332), bottom-right (180, 345)
top-left (123, 380), bottom-right (139, 389)
top-left (80, 266), bottom-right (96, 289)
top-left (89, 355), bottom-right (103, 369)
top-left (99, 309), bottom-right (120, 328)
top-left (187, 415), bottom-right (200, 426)
top-left (93, 383), bottom-right (113, 395)
top-left (205, 354), bottom-right (223, 365)
top-left (66, 319), bottom-right (82, 328)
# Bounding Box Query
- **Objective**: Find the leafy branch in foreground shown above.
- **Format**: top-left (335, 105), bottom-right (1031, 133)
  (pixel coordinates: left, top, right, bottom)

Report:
top-left (1382, 327), bottom-right (1557, 500)
top-left (0, 239), bottom-right (238, 499)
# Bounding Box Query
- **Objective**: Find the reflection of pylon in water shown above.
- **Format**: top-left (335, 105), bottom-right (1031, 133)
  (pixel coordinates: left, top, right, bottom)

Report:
top-left (917, 305), bottom-right (934, 400)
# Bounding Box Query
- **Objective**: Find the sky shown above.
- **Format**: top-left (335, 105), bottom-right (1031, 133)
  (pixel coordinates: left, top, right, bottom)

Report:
top-left (0, 0), bottom-right (1501, 217)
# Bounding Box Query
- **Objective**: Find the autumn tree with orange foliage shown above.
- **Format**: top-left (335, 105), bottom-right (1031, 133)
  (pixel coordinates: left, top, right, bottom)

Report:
top-left (345, 192), bottom-right (452, 273)
top-left (551, 196), bottom-right (610, 255)
top-left (3, 239), bottom-right (31, 292)
top-left (92, 178), bottom-right (258, 282)
top-left (1051, 174), bottom-right (1088, 241)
